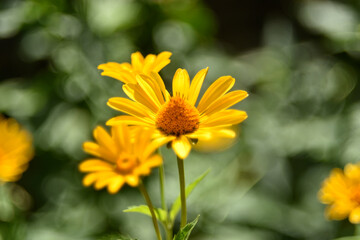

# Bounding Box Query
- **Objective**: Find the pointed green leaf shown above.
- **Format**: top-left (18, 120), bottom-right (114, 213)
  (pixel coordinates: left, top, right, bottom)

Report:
top-left (173, 215), bottom-right (200, 240)
top-left (98, 233), bottom-right (137, 240)
top-left (124, 205), bottom-right (167, 222)
top-left (170, 169), bottom-right (210, 221)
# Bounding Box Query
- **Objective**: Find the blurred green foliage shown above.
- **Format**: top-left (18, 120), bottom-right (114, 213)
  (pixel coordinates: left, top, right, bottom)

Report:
top-left (1, 0), bottom-right (360, 239)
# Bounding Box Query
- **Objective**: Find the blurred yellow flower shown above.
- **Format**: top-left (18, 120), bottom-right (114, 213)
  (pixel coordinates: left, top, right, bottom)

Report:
top-left (79, 125), bottom-right (163, 194)
top-left (105, 67), bottom-right (248, 159)
top-left (319, 163), bottom-right (360, 224)
top-left (98, 51), bottom-right (172, 84)
top-left (193, 125), bottom-right (239, 153)
top-left (0, 116), bottom-right (33, 183)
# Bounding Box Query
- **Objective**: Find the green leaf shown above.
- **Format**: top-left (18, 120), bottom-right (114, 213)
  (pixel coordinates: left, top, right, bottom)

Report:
top-left (124, 205), bottom-right (167, 222)
top-left (170, 169), bottom-right (210, 221)
top-left (98, 233), bottom-right (137, 240)
top-left (173, 215), bottom-right (200, 240)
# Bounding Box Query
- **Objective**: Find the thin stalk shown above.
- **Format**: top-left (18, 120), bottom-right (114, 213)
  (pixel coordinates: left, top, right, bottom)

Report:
top-left (159, 165), bottom-right (173, 240)
top-left (159, 165), bottom-right (167, 211)
top-left (177, 156), bottom-right (187, 228)
top-left (138, 181), bottom-right (162, 240)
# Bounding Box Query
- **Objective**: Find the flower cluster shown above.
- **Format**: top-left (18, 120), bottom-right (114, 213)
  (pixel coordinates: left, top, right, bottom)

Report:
top-left (79, 51), bottom-right (248, 193)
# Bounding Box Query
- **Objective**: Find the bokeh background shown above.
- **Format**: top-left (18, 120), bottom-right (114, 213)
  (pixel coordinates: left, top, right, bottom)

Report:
top-left (1, 0), bottom-right (360, 239)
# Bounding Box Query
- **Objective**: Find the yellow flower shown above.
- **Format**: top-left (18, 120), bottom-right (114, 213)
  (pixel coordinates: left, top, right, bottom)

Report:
top-left (105, 67), bottom-right (248, 159)
top-left (0, 115), bottom-right (33, 183)
top-left (319, 163), bottom-right (360, 223)
top-left (98, 51), bottom-right (172, 84)
top-left (79, 125), bottom-right (163, 194)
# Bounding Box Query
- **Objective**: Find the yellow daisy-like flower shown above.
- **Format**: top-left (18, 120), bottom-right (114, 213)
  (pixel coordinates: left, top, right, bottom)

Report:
top-left (0, 115), bottom-right (33, 183)
top-left (319, 163), bottom-right (360, 223)
top-left (98, 51), bottom-right (172, 84)
top-left (103, 67), bottom-right (248, 159)
top-left (79, 125), bottom-right (163, 194)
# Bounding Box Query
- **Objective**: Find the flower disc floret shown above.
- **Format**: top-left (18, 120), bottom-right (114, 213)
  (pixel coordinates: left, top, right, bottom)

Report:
top-left (156, 97), bottom-right (200, 136)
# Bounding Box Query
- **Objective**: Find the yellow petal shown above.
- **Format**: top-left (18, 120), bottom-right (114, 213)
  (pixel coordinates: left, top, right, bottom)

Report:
top-left (172, 136), bottom-right (192, 159)
top-left (82, 142), bottom-right (116, 162)
top-left (139, 74), bottom-right (165, 105)
top-left (107, 97), bottom-right (154, 118)
top-left (83, 172), bottom-right (99, 186)
top-left (188, 68), bottom-right (208, 106)
top-left (106, 115), bottom-right (154, 127)
top-left (143, 136), bottom-right (175, 159)
top-left (111, 124), bottom-right (131, 151)
top-left (188, 127), bottom-right (236, 140)
top-left (349, 207), bottom-right (360, 223)
top-left (97, 62), bottom-right (137, 84)
top-left (172, 69), bottom-right (190, 99)
top-left (83, 171), bottom-right (114, 187)
top-left (136, 75), bottom-right (162, 109)
top-left (143, 155), bottom-right (163, 168)
top-left (79, 159), bottom-right (114, 172)
top-left (125, 175), bottom-right (140, 187)
top-left (122, 79), bottom-right (161, 114)
top-left (93, 126), bottom-right (116, 155)
top-left (344, 163), bottom-right (360, 181)
top-left (326, 202), bottom-right (353, 220)
top-left (150, 72), bottom-right (171, 102)
top-left (131, 52), bottom-right (144, 71)
top-left (94, 173), bottom-right (118, 190)
top-left (153, 51), bottom-right (172, 72)
top-left (202, 90), bottom-right (248, 116)
top-left (101, 70), bottom-right (137, 84)
top-left (197, 76), bottom-right (235, 113)
top-left (107, 176), bottom-right (125, 194)
top-left (185, 130), bottom-right (212, 141)
top-left (201, 110), bottom-right (248, 127)
top-left (143, 54), bottom-right (156, 73)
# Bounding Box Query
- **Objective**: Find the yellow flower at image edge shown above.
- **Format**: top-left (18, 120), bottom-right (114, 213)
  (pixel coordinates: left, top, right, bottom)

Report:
top-left (104, 67), bottom-right (248, 159)
top-left (79, 125), bottom-right (163, 194)
top-left (319, 163), bottom-right (360, 224)
top-left (0, 116), bottom-right (33, 182)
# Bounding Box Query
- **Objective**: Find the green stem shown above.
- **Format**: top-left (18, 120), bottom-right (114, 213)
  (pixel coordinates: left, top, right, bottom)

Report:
top-left (138, 181), bottom-right (162, 240)
top-left (177, 156), bottom-right (187, 228)
top-left (159, 165), bottom-right (167, 212)
top-left (159, 165), bottom-right (173, 240)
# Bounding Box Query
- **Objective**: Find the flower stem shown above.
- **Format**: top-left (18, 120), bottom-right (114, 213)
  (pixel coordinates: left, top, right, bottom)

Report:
top-left (138, 181), bottom-right (162, 240)
top-left (177, 156), bottom-right (187, 228)
top-left (159, 165), bottom-right (173, 240)
top-left (159, 165), bottom-right (167, 212)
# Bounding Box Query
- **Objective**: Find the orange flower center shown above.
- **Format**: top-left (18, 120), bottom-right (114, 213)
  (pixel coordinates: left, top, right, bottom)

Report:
top-left (116, 154), bottom-right (138, 174)
top-left (155, 97), bottom-right (200, 136)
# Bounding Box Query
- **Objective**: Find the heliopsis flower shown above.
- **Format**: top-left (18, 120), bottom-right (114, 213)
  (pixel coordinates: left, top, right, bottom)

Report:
top-left (104, 67), bottom-right (248, 159)
top-left (319, 163), bottom-right (360, 223)
top-left (0, 115), bottom-right (33, 183)
top-left (79, 125), bottom-right (163, 194)
top-left (98, 51), bottom-right (172, 84)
